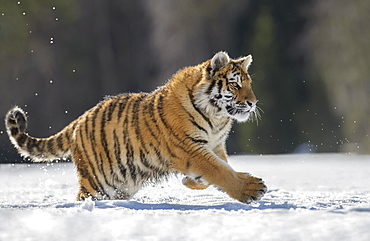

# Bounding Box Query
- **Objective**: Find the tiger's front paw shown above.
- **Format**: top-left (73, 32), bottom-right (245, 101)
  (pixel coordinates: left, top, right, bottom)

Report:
top-left (233, 172), bottom-right (267, 204)
top-left (182, 176), bottom-right (209, 190)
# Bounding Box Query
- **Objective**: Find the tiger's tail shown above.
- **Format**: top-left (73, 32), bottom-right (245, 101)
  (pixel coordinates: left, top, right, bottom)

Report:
top-left (5, 106), bottom-right (72, 162)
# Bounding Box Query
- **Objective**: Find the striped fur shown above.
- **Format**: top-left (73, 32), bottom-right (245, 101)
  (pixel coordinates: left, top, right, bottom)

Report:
top-left (5, 52), bottom-right (267, 203)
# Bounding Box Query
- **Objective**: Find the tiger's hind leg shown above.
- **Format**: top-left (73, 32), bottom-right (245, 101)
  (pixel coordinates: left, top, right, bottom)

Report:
top-left (182, 176), bottom-right (209, 190)
top-left (71, 146), bottom-right (105, 201)
top-left (74, 161), bottom-right (101, 201)
top-left (77, 186), bottom-right (96, 201)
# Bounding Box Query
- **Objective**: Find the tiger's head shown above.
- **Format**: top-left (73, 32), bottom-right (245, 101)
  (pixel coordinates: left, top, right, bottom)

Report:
top-left (194, 51), bottom-right (260, 123)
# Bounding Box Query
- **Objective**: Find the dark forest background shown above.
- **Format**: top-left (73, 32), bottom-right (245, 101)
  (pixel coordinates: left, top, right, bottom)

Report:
top-left (1, 0), bottom-right (369, 163)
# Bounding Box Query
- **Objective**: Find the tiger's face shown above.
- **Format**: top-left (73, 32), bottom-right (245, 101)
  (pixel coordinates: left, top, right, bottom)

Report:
top-left (195, 52), bottom-right (260, 123)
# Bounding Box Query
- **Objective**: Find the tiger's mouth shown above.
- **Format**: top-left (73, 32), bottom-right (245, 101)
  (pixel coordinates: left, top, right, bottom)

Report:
top-left (226, 105), bottom-right (251, 116)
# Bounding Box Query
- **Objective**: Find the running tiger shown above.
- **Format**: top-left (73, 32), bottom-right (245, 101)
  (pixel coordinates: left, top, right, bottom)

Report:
top-left (5, 51), bottom-right (267, 203)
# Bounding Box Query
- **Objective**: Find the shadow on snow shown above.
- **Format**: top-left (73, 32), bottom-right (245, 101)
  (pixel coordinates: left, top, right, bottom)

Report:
top-left (52, 199), bottom-right (297, 211)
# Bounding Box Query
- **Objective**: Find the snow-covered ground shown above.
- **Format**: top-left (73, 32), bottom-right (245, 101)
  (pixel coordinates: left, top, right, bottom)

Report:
top-left (0, 154), bottom-right (369, 241)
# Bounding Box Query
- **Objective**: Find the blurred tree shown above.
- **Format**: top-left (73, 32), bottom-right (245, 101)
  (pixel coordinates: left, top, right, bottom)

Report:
top-left (236, 0), bottom-right (330, 154)
top-left (0, 0), bottom-right (158, 162)
top-left (303, 0), bottom-right (370, 153)
top-left (0, 0), bottom-right (78, 162)
top-left (144, 0), bottom-right (251, 82)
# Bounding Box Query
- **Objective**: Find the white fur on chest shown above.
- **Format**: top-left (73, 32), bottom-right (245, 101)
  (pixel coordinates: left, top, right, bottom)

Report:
top-left (208, 120), bottom-right (232, 149)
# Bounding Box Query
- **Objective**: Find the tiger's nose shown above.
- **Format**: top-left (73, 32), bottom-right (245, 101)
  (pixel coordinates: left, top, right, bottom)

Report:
top-left (246, 100), bottom-right (258, 107)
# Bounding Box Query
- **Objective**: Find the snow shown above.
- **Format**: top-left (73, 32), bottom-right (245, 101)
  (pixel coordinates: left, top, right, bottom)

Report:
top-left (0, 154), bottom-right (369, 241)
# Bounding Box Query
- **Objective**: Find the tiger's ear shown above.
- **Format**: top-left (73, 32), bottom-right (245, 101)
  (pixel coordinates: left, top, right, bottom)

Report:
top-left (210, 51), bottom-right (230, 73)
top-left (237, 54), bottom-right (253, 71)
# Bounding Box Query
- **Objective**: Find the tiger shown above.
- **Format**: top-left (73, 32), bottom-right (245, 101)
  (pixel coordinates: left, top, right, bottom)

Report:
top-left (5, 51), bottom-right (267, 204)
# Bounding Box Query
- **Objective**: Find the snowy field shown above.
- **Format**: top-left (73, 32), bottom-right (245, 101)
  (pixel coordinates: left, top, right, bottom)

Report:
top-left (0, 154), bottom-right (369, 241)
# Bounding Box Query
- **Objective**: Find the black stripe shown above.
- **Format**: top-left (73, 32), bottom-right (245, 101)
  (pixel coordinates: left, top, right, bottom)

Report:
top-left (139, 148), bottom-right (166, 178)
top-left (62, 122), bottom-right (75, 153)
top-left (133, 96), bottom-right (163, 175)
top-left (107, 100), bottom-right (118, 122)
top-left (7, 117), bottom-right (16, 125)
top-left (189, 118), bottom-right (208, 134)
top-left (132, 95), bottom-right (146, 141)
top-left (128, 93), bottom-right (178, 164)
top-left (121, 96), bottom-right (133, 183)
top-left (217, 79), bottom-right (223, 94)
top-left (187, 136), bottom-right (208, 145)
top-left (157, 93), bottom-right (177, 137)
top-left (47, 138), bottom-right (55, 156)
top-left (179, 99), bottom-right (208, 135)
top-left (63, 126), bottom-right (72, 153)
top-left (189, 145), bottom-right (208, 159)
top-left (100, 106), bottom-right (114, 178)
top-left (113, 130), bottom-right (127, 180)
top-left (145, 94), bottom-right (178, 159)
top-left (157, 92), bottom-right (200, 159)
top-left (56, 135), bottom-right (63, 151)
top-left (35, 139), bottom-right (45, 158)
top-left (152, 145), bottom-right (170, 171)
top-left (139, 149), bottom-right (151, 170)
top-left (78, 125), bottom-right (106, 196)
top-left (118, 161), bottom-right (128, 182)
top-left (142, 115), bottom-right (157, 144)
top-left (217, 118), bottom-right (232, 132)
top-left (125, 106), bottom-right (151, 181)
top-left (125, 141), bottom-right (137, 183)
top-left (145, 96), bottom-right (162, 142)
top-left (195, 176), bottom-right (203, 181)
top-left (84, 114), bottom-right (90, 139)
top-left (188, 89), bottom-right (213, 129)
top-left (118, 95), bottom-right (130, 119)
top-left (90, 107), bottom-right (100, 160)
top-left (143, 95), bottom-right (168, 152)
top-left (143, 115), bottom-right (176, 162)
top-left (157, 93), bottom-right (188, 154)
top-left (37, 139), bottom-right (46, 157)
top-left (17, 134), bottom-right (27, 147)
top-left (74, 141), bottom-right (101, 195)
top-left (89, 105), bottom-right (115, 192)
top-left (210, 99), bottom-right (222, 111)
top-left (11, 127), bottom-right (18, 136)
top-left (98, 152), bottom-right (114, 197)
top-left (90, 106), bottom-right (99, 143)
top-left (26, 138), bottom-right (37, 155)
top-left (206, 79), bottom-right (217, 95)
top-left (82, 115), bottom-right (107, 195)
top-left (164, 139), bottom-right (179, 159)
top-left (153, 146), bottom-right (161, 159)
top-left (123, 96), bottom-right (135, 142)
top-left (218, 130), bottom-right (230, 141)
top-left (156, 94), bottom-right (168, 127)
